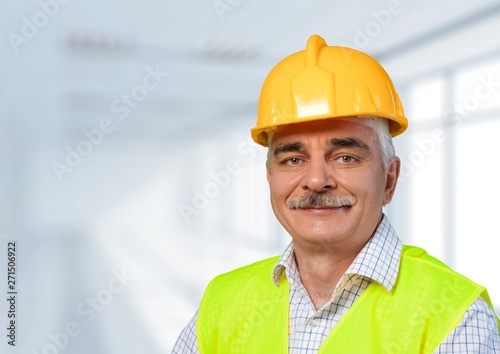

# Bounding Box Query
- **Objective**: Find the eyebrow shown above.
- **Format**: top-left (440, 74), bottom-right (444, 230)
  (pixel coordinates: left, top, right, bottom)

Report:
top-left (329, 138), bottom-right (371, 152)
top-left (272, 142), bottom-right (304, 158)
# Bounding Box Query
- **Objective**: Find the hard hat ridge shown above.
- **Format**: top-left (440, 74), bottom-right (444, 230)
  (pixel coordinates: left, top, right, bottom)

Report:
top-left (305, 34), bottom-right (326, 66)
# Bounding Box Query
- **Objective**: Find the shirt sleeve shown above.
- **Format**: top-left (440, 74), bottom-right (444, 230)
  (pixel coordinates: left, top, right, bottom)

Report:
top-left (172, 310), bottom-right (200, 354)
top-left (435, 297), bottom-right (500, 353)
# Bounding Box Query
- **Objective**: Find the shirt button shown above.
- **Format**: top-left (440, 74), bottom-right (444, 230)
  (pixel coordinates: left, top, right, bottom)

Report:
top-left (308, 320), bottom-right (318, 327)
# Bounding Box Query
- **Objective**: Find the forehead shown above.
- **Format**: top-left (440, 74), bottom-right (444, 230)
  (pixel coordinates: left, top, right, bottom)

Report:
top-left (270, 119), bottom-right (379, 147)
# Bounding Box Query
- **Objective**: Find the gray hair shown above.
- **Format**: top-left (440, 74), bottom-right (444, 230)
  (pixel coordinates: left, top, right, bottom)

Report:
top-left (378, 130), bottom-right (396, 171)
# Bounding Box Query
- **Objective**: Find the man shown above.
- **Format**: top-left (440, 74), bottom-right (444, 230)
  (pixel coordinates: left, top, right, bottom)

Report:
top-left (173, 34), bottom-right (500, 353)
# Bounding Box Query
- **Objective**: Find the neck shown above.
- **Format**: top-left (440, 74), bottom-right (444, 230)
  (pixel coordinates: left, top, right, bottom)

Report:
top-left (293, 241), bottom-right (366, 310)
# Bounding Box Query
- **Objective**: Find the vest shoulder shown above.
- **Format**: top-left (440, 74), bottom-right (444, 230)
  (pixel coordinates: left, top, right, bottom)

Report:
top-left (402, 245), bottom-right (481, 287)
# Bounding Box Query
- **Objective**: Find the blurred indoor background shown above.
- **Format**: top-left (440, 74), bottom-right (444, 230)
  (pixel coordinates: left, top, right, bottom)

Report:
top-left (0, 0), bottom-right (499, 352)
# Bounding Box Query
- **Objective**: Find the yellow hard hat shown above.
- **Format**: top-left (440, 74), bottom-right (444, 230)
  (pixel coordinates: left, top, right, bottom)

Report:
top-left (251, 34), bottom-right (408, 146)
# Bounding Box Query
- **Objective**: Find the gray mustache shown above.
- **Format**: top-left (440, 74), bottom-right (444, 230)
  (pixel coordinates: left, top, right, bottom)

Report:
top-left (287, 193), bottom-right (357, 209)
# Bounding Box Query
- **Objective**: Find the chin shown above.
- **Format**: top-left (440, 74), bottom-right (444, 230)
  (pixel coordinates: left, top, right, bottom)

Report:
top-left (290, 224), bottom-right (352, 243)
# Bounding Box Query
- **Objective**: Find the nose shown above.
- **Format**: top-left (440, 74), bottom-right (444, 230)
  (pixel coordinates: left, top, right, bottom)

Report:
top-left (301, 158), bottom-right (336, 192)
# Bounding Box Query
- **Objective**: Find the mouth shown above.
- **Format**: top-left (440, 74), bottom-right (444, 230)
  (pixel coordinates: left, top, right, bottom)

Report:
top-left (300, 205), bottom-right (352, 213)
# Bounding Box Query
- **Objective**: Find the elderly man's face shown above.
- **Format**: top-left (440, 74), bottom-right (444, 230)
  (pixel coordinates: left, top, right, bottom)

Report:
top-left (266, 119), bottom-right (399, 248)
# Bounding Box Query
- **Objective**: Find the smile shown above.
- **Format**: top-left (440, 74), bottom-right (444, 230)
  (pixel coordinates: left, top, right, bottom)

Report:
top-left (299, 205), bottom-right (351, 212)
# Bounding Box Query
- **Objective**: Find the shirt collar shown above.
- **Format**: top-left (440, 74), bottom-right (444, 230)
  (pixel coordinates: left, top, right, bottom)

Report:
top-left (272, 215), bottom-right (402, 292)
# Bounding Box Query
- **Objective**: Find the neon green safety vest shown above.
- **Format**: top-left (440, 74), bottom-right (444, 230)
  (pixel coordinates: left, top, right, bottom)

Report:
top-left (197, 245), bottom-right (499, 353)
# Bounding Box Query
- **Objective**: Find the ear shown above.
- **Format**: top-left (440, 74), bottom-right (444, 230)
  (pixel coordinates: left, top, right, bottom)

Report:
top-left (383, 157), bottom-right (400, 205)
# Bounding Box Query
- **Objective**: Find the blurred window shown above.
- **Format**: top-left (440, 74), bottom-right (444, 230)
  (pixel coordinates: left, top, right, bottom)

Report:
top-left (396, 56), bottom-right (500, 312)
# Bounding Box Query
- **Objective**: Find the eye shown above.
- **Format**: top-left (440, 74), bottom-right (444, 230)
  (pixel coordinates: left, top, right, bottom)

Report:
top-left (337, 155), bottom-right (357, 164)
top-left (282, 157), bottom-right (302, 166)
top-left (279, 157), bottom-right (304, 167)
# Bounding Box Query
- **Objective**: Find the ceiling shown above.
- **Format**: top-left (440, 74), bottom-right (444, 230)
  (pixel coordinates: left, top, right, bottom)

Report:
top-left (2, 0), bottom-right (500, 144)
